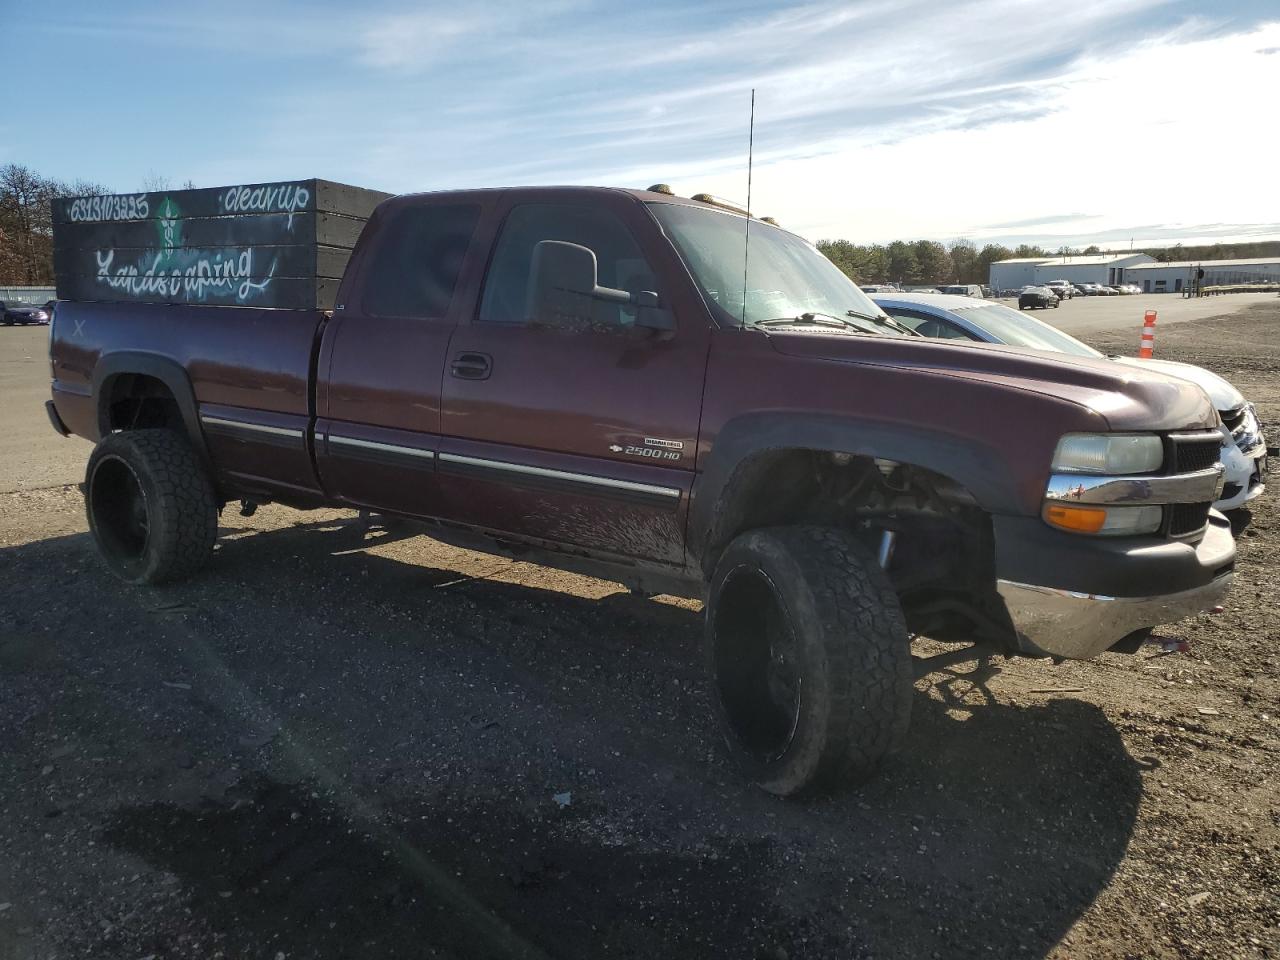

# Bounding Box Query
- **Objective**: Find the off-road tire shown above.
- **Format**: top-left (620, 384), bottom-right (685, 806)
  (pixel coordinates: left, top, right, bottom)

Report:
top-left (706, 526), bottom-right (913, 796)
top-left (85, 429), bottom-right (217, 584)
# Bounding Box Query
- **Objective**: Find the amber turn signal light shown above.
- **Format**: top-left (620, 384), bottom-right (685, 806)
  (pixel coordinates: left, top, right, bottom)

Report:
top-left (1043, 503), bottom-right (1109, 534)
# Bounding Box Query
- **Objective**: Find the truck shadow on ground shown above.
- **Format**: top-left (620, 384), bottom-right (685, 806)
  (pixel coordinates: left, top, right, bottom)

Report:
top-left (3, 519), bottom-right (1144, 960)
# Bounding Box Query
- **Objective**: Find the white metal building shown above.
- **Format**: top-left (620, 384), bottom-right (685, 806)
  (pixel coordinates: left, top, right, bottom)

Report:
top-left (987, 258), bottom-right (1048, 291)
top-left (1120, 258), bottom-right (1280, 293)
top-left (989, 253), bottom-right (1155, 290)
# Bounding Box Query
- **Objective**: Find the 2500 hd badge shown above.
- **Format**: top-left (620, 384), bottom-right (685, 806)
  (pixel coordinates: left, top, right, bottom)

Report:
top-left (610, 438), bottom-right (684, 460)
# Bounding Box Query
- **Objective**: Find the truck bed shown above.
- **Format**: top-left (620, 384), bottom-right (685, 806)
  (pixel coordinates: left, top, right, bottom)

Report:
top-left (51, 300), bottom-right (327, 500)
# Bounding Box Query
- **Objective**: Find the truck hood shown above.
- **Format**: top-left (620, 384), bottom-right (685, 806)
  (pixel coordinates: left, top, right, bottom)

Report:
top-left (1109, 356), bottom-right (1245, 413)
top-left (765, 332), bottom-right (1218, 432)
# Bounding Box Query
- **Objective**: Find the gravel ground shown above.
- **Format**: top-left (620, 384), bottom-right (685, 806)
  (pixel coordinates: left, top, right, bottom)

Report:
top-left (0, 301), bottom-right (1276, 959)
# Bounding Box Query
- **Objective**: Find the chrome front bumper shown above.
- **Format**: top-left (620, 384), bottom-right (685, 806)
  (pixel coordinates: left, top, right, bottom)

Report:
top-left (997, 572), bottom-right (1233, 660)
top-left (1043, 466), bottom-right (1223, 506)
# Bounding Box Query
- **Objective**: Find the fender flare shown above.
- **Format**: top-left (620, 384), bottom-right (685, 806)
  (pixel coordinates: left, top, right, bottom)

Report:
top-left (689, 412), bottom-right (1023, 573)
top-left (91, 352), bottom-right (209, 461)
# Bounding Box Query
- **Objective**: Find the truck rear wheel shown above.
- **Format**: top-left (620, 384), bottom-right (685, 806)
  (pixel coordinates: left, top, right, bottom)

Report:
top-left (85, 429), bottom-right (217, 584)
top-left (706, 526), bottom-right (913, 796)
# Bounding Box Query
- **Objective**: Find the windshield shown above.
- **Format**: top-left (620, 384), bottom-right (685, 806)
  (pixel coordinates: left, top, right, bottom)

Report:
top-left (952, 302), bottom-right (1102, 358)
top-left (647, 201), bottom-right (899, 332)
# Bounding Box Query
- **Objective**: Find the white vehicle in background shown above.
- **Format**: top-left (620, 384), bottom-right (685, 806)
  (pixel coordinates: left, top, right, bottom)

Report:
top-left (1043, 280), bottom-right (1074, 299)
top-left (870, 292), bottom-right (1268, 512)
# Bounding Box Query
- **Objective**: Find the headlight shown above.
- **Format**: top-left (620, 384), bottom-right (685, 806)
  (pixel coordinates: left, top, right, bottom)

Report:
top-left (1051, 433), bottom-right (1163, 475)
top-left (1043, 503), bottom-right (1164, 536)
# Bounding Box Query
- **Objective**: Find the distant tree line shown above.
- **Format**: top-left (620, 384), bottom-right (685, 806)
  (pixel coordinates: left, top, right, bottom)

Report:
top-left (816, 239), bottom-right (1025, 286)
top-left (816, 237), bottom-right (1280, 285)
top-left (0, 164), bottom-right (194, 286)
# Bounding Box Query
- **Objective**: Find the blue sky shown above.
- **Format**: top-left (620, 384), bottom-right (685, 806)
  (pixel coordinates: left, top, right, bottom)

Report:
top-left (4, 0), bottom-right (1279, 248)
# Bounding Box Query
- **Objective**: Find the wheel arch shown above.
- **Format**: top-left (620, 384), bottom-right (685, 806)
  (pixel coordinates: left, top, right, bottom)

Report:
top-left (690, 413), bottom-right (1019, 576)
top-left (91, 352), bottom-right (209, 462)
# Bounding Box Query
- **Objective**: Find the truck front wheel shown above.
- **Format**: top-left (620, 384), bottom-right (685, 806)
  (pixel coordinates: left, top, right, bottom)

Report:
top-left (706, 526), bottom-right (913, 796)
top-left (85, 429), bottom-right (218, 584)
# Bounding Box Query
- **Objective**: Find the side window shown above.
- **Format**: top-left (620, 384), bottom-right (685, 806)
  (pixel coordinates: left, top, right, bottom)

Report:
top-left (479, 202), bottom-right (665, 327)
top-left (363, 203), bottom-right (480, 318)
top-left (884, 309), bottom-right (974, 341)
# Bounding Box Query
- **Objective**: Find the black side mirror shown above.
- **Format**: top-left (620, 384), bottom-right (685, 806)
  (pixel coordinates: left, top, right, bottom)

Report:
top-left (526, 240), bottom-right (673, 331)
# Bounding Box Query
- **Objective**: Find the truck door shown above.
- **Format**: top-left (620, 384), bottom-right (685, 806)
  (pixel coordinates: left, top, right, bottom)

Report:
top-left (315, 197), bottom-right (485, 517)
top-left (437, 194), bottom-right (710, 565)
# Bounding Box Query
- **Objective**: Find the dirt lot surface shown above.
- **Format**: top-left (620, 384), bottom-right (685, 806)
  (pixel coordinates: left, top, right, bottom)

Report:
top-left (0, 326), bottom-right (89, 492)
top-left (1, 301), bottom-right (1277, 959)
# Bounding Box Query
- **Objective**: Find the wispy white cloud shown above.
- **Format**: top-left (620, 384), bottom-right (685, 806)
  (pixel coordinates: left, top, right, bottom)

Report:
top-left (302, 0), bottom-right (1184, 189)
top-left (11, 0), bottom-right (1277, 249)
top-left (356, 1), bottom-right (587, 70)
top-left (659, 16), bottom-right (1280, 246)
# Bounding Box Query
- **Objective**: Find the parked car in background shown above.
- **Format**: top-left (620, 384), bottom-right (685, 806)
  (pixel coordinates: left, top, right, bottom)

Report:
top-left (1044, 280), bottom-right (1074, 299)
top-left (871, 293), bottom-right (1268, 512)
top-left (1017, 285), bottom-right (1058, 309)
top-left (859, 284), bottom-right (897, 293)
top-left (2, 301), bottom-right (51, 325)
top-left (981, 285), bottom-right (994, 298)
top-left (941, 284), bottom-right (984, 298)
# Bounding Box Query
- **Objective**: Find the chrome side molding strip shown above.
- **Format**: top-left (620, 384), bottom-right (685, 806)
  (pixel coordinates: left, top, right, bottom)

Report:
top-left (328, 435), bottom-right (435, 460)
top-left (438, 451), bottom-right (681, 500)
top-left (200, 415), bottom-right (304, 439)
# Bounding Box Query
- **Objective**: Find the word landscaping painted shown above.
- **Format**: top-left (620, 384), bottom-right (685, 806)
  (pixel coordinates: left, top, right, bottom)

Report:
top-left (93, 248), bottom-right (273, 303)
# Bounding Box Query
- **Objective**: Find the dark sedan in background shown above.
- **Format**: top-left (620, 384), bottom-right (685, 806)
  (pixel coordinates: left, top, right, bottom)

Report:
top-left (1, 301), bottom-right (52, 325)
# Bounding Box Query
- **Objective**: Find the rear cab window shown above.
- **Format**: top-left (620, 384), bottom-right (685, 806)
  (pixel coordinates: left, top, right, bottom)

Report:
top-left (361, 203), bottom-right (481, 318)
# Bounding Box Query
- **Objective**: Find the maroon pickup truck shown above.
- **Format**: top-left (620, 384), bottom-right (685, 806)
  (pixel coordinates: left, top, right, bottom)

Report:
top-left (48, 184), bottom-right (1235, 795)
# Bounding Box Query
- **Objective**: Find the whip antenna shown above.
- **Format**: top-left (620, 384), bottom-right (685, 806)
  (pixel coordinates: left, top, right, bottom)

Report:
top-left (741, 88), bottom-right (755, 329)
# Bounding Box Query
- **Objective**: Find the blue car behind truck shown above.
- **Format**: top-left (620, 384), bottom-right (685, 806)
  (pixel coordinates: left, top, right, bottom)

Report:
top-left (871, 292), bottom-right (1268, 513)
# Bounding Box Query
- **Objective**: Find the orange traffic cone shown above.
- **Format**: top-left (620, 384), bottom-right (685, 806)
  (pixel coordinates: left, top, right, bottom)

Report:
top-left (1138, 310), bottom-right (1157, 358)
